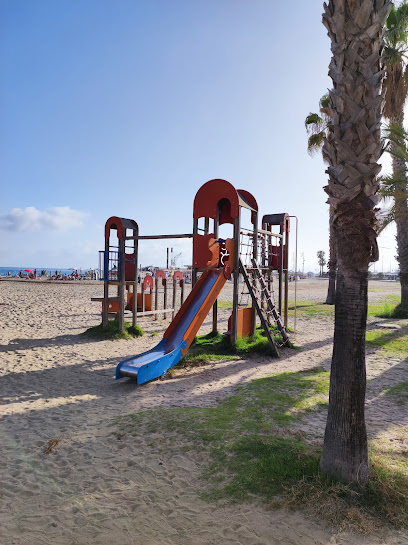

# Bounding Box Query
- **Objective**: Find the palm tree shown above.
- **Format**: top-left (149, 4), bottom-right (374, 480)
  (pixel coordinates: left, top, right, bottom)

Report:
top-left (305, 95), bottom-right (337, 304)
top-left (320, 0), bottom-right (392, 486)
top-left (380, 124), bottom-right (408, 311)
top-left (317, 250), bottom-right (327, 276)
top-left (382, 2), bottom-right (408, 310)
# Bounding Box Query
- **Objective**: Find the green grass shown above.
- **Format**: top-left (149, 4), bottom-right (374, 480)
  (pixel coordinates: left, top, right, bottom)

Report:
top-left (112, 367), bottom-right (407, 529)
top-left (113, 367), bottom-right (329, 440)
top-left (366, 326), bottom-right (408, 356)
top-left (82, 319), bottom-right (144, 340)
top-left (176, 328), bottom-right (289, 367)
top-left (287, 295), bottom-right (407, 320)
top-left (288, 300), bottom-right (335, 318)
top-left (217, 300), bottom-right (233, 309)
top-left (368, 295), bottom-right (408, 319)
top-left (383, 381), bottom-right (408, 404)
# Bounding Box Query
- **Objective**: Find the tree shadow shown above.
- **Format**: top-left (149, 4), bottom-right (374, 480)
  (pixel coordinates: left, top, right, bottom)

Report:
top-left (0, 340), bottom-right (333, 429)
top-left (293, 336), bottom-right (334, 352)
top-left (0, 329), bottom-right (147, 352)
top-left (365, 357), bottom-right (408, 435)
top-left (4, 315), bottom-right (404, 449)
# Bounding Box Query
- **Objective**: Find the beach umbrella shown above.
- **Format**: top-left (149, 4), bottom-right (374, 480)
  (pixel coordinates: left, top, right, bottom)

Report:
top-left (24, 269), bottom-right (33, 273)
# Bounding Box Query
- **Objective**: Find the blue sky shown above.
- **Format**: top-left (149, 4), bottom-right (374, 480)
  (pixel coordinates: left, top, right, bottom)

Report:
top-left (0, 0), bottom-right (398, 273)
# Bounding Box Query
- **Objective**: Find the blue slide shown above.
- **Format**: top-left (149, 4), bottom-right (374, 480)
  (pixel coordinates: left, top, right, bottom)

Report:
top-left (115, 268), bottom-right (226, 385)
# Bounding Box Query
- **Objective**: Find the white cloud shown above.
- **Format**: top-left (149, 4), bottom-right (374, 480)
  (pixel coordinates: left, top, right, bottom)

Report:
top-left (0, 206), bottom-right (88, 232)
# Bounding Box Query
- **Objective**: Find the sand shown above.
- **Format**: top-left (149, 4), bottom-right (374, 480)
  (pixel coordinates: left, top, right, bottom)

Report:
top-left (0, 278), bottom-right (407, 545)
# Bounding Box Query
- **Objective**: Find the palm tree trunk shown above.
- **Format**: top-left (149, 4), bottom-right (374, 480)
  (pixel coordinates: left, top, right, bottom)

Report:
top-left (395, 196), bottom-right (408, 308)
top-left (390, 113), bottom-right (408, 309)
top-left (321, 0), bottom-right (391, 486)
top-left (326, 207), bottom-right (337, 304)
top-left (320, 236), bottom-right (369, 484)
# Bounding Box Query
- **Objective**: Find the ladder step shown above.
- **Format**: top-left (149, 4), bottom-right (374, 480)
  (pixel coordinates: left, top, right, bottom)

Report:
top-left (249, 257), bottom-right (290, 345)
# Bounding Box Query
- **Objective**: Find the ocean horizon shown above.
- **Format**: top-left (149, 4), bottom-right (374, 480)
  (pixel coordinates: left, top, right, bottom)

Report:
top-left (0, 266), bottom-right (95, 277)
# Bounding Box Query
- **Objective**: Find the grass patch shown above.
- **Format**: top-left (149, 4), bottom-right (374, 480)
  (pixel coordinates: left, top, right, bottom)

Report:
top-left (176, 328), bottom-right (289, 367)
top-left (288, 300), bottom-right (335, 318)
top-left (368, 296), bottom-right (408, 319)
top-left (274, 457), bottom-right (408, 531)
top-left (217, 300), bottom-right (233, 309)
top-left (82, 319), bottom-right (144, 340)
top-left (383, 381), bottom-right (408, 404)
top-left (287, 296), bottom-right (407, 320)
top-left (113, 367), bottom-right (407, 530)
top-left (366, 326), bottom-right (408, 356)
top-left (113, 367), bottom-right (329, 441)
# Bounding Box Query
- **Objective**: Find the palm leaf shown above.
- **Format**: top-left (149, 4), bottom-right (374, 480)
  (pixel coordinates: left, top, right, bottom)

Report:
top-left (377, 205), bottom-right (396, 233)
top-left (305, 113), bottom-right (323, 131)
top-left (383, 123), bottom-right (408, 162)
top-left (385, 3), bottom-right (408, 49)
top-left (307, 132), bottom-right (325, 154)
top-left (319, 94), bottom-right (330, 109)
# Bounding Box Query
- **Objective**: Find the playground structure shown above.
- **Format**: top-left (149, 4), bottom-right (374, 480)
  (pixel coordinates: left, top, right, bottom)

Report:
top-left (103, 179), bottom-right (293, 385)
top-left (91, 218), bottom-right (189, 331)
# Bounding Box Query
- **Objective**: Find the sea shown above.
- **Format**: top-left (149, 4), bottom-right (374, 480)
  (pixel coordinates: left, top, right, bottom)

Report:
top-left (0, 267), bottom-right (95, 277)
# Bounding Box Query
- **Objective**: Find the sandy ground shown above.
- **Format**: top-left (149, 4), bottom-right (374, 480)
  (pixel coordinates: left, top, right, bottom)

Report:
top-left (0, 278), bottom-right (407, 545)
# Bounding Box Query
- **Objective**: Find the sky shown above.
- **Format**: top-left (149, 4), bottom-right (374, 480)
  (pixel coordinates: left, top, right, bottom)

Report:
top-left (0, 0), bottom-right (400, 274)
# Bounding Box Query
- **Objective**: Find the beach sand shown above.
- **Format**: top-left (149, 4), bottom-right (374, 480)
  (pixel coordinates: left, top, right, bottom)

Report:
top-left (1, 278), bottom-right (407, 545)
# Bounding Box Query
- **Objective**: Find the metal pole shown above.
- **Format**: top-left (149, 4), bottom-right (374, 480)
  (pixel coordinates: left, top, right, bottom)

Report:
top-left (232, 214), bottom-right (240, 344)
top-left (284, 218), bottom-right (290, 329)
top-left (278, 223), bottom-right (284, 317)
top-left (163, 277), bottom-right (168, 320)
top-left (251, 210), bottom-right (258, 336)
top-left (137, 233), bottom-right (193, 240)
top-left (192, 219), bottom-right (198, 288)
top-left (180, 279), bottom-right (185, 306)
top-left (155, 276), bottom-right (159, 321)
top-left (172, 277), bottom-right (177, 320)
top-left (212, 209), bottom-right (219, 333)
top-left (132, 229), bottom-right (138, 327)
top-left (103, 238), bottom-right (109, 328)
top-left (118, 237), bottom-right (125, 332)
top-left (289, 216), bottom-right (298, 333)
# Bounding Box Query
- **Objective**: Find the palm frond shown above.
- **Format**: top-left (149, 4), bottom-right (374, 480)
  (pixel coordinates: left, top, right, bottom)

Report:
top-left (380, 175), bottom-right (406, 196)
top-left (383, 122), bottom-right (408, 142)
top-left (377, 205), bottom-right (396, 233)
top-left (384, 45), bottom-right (405, 65)
top-left (307, 132), bottom-right (325, 154)
top-left (319, 94), bottom-right (330, 109)
top-left (383, 122), bottom-right (408, 161)
top-left (385, 2), bottom-right (408, 49)
top-left (387, 144), bottom-right (408, 162)
top-left (305, 113), bottom-right (323, 131)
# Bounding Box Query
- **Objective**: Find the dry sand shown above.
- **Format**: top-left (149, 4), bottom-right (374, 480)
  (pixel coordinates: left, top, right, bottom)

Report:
top-left (0, 278), bottom-right (407, 545)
